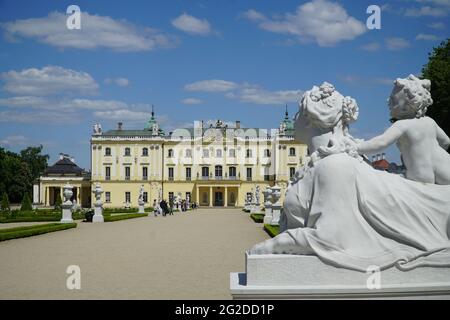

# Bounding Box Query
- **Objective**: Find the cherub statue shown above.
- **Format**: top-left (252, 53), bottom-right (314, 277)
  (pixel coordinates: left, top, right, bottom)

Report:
top-left (357, 74), bottom-right (450, 185)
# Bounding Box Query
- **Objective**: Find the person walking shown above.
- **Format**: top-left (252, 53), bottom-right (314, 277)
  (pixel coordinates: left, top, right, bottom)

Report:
top-left (153, 199), bottom-right (158, 217)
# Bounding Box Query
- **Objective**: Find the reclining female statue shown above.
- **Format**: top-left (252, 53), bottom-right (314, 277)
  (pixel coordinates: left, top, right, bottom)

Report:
top-left (250, 77), bottom-right (450, 272)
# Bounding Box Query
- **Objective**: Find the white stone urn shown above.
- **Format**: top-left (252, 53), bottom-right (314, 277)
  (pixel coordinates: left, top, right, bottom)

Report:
top-left (60, 182), bottom-right (74, 223)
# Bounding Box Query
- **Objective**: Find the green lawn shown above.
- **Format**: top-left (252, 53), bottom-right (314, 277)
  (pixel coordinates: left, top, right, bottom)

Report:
top-left (0, 223), bottom-right (77, 242)
top-left (250, 213), bottom-right (264, 223)
top-left (104, 213), bottom-right (148, 222)
top-left (264, 224), bottom-right (280, 238)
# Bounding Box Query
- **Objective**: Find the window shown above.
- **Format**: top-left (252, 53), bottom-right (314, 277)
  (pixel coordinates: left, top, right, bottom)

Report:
top-left (125, 166), bottom-right (130, 180)
top-left (168, 149), bottom-right (174, 158)
top-left (216, 149), bottom-right (222, 158)
top-left (289, 147), bottom-right (296, 156)
top-left (290, 167), bottom-right (296, 179)
top-left (229, 148), bottom-right (235, 157)
top-left (105, 148), bottom-right (111, 156)
top-left (203, 149), bottom-right (209, 158)
top-left (142, 167), bottom-right (148, 180)
top-left (186, 167), bottom-right (191, 181)
top-left (246, 167), bottom-right (252, 181)
top-left (105, 166), bottom-right (111, 180)
top-left (105, 192), bottom-right (111, 203)
top-left (215, 165), bottom-right (223, 178)
top-left (186, 149), bottom-right (192, 158)
top-left (142, 148), bottom-right (148, 156)
top-left (246, 149), bottom-right (252, 158)
top-left (169, 192), bottom-right (174, 202)
top-left (124, 148), bottom-right (131, 156)
top-left (125, 192), bottom-right (131, 203)
top-left (168, 167), bottom-right (174, 180)
top-left (201, 167), bottom-right (209, 179)
top-left (143, 192), bottom-right (148, 203)
top-left (264, 149), bottom-right (271, 157)
top-left (229, 166), bottom-right (237, 179)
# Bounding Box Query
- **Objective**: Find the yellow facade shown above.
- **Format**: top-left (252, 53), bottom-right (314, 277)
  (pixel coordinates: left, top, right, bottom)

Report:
top-left (90, 117), bottom-right (307, 208)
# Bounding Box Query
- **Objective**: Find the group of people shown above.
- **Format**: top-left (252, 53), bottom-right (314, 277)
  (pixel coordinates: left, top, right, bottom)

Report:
top-left (152, 198), bottom-right (198, 217)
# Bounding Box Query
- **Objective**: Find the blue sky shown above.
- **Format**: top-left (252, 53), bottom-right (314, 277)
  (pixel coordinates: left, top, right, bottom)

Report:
top-left (0, 0), bottom-right (448, 168)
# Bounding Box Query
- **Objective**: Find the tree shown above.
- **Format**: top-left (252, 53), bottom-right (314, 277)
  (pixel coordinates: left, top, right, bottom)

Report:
top-left (20, 193), bottom-right (33, 211)
top-left (20, 145), bottom-right (49, 183)
top-left (422, 39), bottom-right (450, 141)
top-left (1, 193), bottom-right (10, 211)
top-left (54, 193), bottom-right (62, 210)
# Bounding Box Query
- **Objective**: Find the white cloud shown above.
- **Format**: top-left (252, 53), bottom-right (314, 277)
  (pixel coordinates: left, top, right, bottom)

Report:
top-left (242, 0), bottom-right (366, 47)
top-left (0, 135), bottom-right (30, 146)
top-left (184, 79), bottom-right (238, 92)
top-left (0, 110), bottom-right (79, 124)
top-left (428, 22), bottom-right (446, 29)
top-left (339, 75), bottom-right (394, 86)
top-left (415, 33), bottom-right (440, 40)
top-left (237, 85), bottom-right (302, 105)
top-left (0, 96), bottom-right (128, 111)
top-left (360, 42), bottom-right (381, 52)
top-left (94, 109), bottom-right (149, 121)
top-left (1, 66), bottom-right (98, 96)
top-left (171, 13), bottom-right (212, 35)
top-left (385, 37), bottom-right (410, 50)
top-left (2, 11), bottom-right (178, 52)
top-left (181, 98), bottom-right (203, 105)
top-left (405, 6), bottom-right (449, 16)
top-left (105, 77), bottom-right (130, 87)
top-left (184, 80), bottom-right (302, 105)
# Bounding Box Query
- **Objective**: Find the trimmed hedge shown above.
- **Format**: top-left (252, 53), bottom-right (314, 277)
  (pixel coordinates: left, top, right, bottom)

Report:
top-left (264, 224), bottom-right (280, 238)
top-left (250, 213), bottom-right (264, 223)
top-left (0, 211), bottom-right (85, 223)
top-left (104, 213), bottom-right (148, 222)
top-left (103, 207), bottom-right (139, 214)
top-left (0, 223), bottom-right (77, 242)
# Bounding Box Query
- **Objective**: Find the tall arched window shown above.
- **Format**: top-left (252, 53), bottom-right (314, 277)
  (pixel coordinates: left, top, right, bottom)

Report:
top-left (105, 147), bottom-right (111, 156)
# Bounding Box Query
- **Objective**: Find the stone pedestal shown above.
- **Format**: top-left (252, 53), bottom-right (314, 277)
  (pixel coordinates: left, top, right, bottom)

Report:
top-left (60, 204), bottom-right (73, 224)
top-left (230, 253), bottom-right (450, 299)
top-left (250, 204), bottom-right (260, 214)
top-left (270, 204), bottom-right (282, 226)
top-left (93, 203), bottom-right (104, 223)
top-left (263, 208), bottom-right (273, 224)
top-left (138, 201), bottom-right (145, 214)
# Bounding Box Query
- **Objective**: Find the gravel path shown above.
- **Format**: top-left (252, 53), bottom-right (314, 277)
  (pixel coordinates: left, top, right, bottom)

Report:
top-left (0, 208), bottom-right (267, 299)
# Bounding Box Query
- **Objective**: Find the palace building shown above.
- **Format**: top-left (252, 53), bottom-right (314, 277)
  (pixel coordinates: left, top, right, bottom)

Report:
top-left (35, 108), bottom-right (307, 208)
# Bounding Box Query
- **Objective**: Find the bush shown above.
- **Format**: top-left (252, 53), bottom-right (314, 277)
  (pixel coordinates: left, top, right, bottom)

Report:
top-left (250, 213), bottom-right (264, 223)
top-left (0, 209), bottom-right (85, 223)
top-left (20, 193), bottom-right (32, 211)
top-left (1, 193), bottom-right (10, 212)
top-left (104, 213), bottom-right (148, 222)
top-left (103, 207), bottom-right (139, 214)
top-left (264, 224), bottom-right (280, 238)
top-left (0, 223), bottom-right (77, 242)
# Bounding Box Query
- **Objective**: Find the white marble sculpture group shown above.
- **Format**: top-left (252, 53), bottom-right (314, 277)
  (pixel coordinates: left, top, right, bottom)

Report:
top-left (250, 75), bottom-right (450, 272)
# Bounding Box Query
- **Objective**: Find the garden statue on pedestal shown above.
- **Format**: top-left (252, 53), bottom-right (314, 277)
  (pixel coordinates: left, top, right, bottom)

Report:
top-left (263, 187), bottom-right (273, 221)
top-left (269, 185), bottom-right (282, 226)
top-left (92, 183), bottom-right (104, 222)
top-left (138, 185), bottom-right (145, 214)
top-left (250, 186), bottom-right (260, 213)
top-left (250, 77), bottom-right (450, 271)
top-left (60, 183), bottom-right (74, 224)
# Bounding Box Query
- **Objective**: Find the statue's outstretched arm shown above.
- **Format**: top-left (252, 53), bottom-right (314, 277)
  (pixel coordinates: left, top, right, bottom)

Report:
top-left (435, 121), bottom-right (450, 151)
top-left (357, 124), bottom-right (403, 154)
